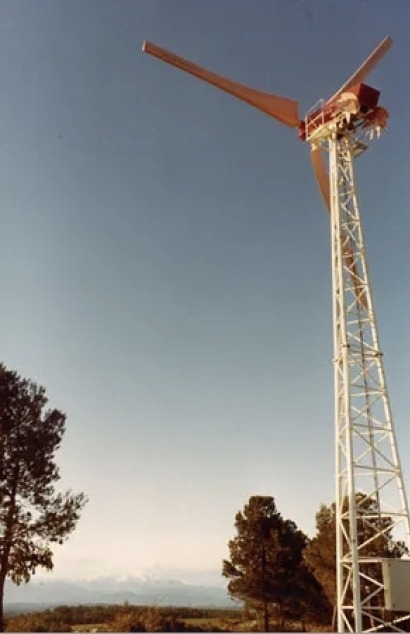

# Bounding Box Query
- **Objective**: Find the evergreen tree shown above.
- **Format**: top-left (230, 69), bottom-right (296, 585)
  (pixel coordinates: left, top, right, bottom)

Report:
top-left (222, 495), bottom-right (329, 631)
top-left (0, 363), bottom-right (87, 631)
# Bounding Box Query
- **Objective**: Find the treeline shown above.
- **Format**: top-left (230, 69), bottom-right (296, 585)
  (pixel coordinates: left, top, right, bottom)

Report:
top-left (5, 605), bottom-right (238, 632)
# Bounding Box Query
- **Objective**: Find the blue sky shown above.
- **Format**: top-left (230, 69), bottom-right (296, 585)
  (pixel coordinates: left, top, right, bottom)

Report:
top-left (1, 0), bottom-right (410, 586)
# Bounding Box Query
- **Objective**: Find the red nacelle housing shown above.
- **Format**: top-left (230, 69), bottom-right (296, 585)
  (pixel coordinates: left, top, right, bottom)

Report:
top-left (298, 83), bottom-right (381, 141)
top-left (347, 83), bottom-right (380, 109)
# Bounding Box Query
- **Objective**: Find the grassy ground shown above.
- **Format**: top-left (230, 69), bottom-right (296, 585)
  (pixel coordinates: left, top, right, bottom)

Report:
top-left (4, 604), bottom-right (332, 632)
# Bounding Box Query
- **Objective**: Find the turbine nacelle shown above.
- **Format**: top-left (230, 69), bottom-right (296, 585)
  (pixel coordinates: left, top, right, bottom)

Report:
top-left (299, 82), bottom-right (387, 143)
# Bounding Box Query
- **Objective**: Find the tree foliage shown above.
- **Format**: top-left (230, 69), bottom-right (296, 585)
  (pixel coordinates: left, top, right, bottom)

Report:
top-left (222, 495), bottom-right (330, 631)
top-left (303, 502), bottom-right (337, 610)
top-left (0, 363), bottom-right (87, 631)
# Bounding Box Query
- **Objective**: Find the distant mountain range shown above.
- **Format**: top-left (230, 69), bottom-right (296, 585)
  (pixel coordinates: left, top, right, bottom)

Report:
top-left (4, 576), bottom-right (236, 611)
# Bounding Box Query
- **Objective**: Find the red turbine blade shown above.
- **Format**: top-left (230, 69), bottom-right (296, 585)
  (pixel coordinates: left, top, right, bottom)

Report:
top-left (327, 35), bottom-right (392, 103)
top-left (142, 41), bottom-right (300, 128)
top-left (310, 148), bottom-right (368, 309)
top-left (311, 147), bottom-right (330, 211)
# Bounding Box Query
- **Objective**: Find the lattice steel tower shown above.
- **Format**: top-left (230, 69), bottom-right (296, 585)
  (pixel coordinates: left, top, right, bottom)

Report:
top-left (142, 36), bottom-right (410, 631)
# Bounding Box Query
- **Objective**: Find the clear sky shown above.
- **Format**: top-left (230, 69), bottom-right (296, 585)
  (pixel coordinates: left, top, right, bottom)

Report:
top-left (1, 0), bottom-right (410, 587)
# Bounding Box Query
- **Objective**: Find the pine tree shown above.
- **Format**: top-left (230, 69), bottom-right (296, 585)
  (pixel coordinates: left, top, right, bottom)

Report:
top-left (222, 495), bottom-right (329, 631)
top-left (0, 363), bottom-right (87, 631)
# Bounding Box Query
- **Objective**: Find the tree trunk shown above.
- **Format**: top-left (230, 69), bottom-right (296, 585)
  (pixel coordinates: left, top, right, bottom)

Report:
top-left (260, 531), bottom-right (269, 632)
top-left (263, 600), bottom-right (269, 632)
top-left (277, 604), bottom-right (285, 631)
top-left (0, 465), bottom-right (20, 632)
top-left (0, 572), bottom-right (7, 632)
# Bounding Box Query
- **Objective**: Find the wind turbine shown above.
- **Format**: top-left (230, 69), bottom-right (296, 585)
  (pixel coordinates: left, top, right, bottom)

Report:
top-left (142, 36), bottom-right (410, 632)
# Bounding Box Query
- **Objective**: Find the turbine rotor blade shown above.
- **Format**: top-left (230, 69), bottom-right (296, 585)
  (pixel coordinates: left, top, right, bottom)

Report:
top-left (142, 41), bottom-right (300, 128)
top-left (310, 147), bottom-right (368, 309)
top-left (327, 35), bottom-right (392, 103)
top-left (311, 147), bottom-right (330, 212)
